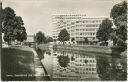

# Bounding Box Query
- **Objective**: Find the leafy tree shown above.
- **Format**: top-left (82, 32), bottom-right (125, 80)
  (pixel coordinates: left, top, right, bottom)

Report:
top-left (58, 29), bottom-right (70, 44)
top-left (35, 48), bottom-right (45, 60)
top-left (110, 1), bottom-right (127, 20)
top-left (14, 16), bottom-right (27, 42)
top-left (71, 38), bottom-right (75, 42)
top-left (96, 57), bottom-right (111, 80)
top-left (109, 32), bottom-right (117, 46)
top-left (96, 18), bottom-right (113, 42)
top-left (96, 56), bottom-right (127, 80)
top-left (35, 31), bottom-right (47, 44)
top-left (15, 27), bottom-right (27, 42)
top-left (47, 37), bottom-right (53, 42)
top-left (57, 55), bottom-right (70, 68)
top-left (2, 7), bottom-right (27, 44)
top-left (2, 7), bottom-right (16, 44)
top-left (110, 1), bottom-right (127, 48)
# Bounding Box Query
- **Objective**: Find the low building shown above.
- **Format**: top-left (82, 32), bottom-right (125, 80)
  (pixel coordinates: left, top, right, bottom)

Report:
top-left (24, 35), bottom-right (35, 47)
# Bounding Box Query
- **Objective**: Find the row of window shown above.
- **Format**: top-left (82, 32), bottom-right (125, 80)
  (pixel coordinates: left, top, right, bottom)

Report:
top-left (74, 37), bottom-right (96, 40)
top-left (75, 63), bottom-right (96, 67)
top-left (69, 29), bottom-right (97, 33)
top-left (79, 59), bottom-right (95, 63)
top-left (75, 68), bottom-right (96, 71)
top-left (75, 20), bottom-right (102, 23)
top-left (71, 32), bottom-right (96, 36)
top-left (75, 71), bottom-right (96, 74)
top-left (70, 55), bottom-right (95, 58)
top-left (55, 17), bottom-right (82, 19)
top-left (55, 20), bottom-right (102, 26)
top-left (59, 24), bottom-right (100, 28)
top-left (75, 28), bottom-right (97, 31)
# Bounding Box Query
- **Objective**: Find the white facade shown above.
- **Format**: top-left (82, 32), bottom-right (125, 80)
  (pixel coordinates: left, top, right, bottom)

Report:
top-left (52, 14), bottom-right (112, 42)
top-left (25, 35), bottom-right (35, 42)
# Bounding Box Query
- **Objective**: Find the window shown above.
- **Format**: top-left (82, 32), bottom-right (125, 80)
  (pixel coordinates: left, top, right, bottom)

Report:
top-left (71, 22), bottom-right (74, 25)
top-left (93, 60), bottom-right (95, 62)
top-left (96, 20), bottom-right (98, 23)
top-left (92, 68), bottom-right (95, 71)
top-left (90, 60), bottom-right (92, 62)
top-left (76, 29), bottom-right (79, 31)
top-left (76, 21), bottom-right (79, 23)
top-left (92, 20), bottom-right (95, 23)
top-left (89, 68), bottom-right (91, 71)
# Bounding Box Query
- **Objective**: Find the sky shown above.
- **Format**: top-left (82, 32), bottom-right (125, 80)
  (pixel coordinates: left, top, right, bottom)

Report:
top-left (2, 0), bottom-right (124, 36)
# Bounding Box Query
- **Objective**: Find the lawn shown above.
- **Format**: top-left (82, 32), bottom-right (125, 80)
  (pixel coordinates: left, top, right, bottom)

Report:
top-left (1, 48), bottom-right (35, 81)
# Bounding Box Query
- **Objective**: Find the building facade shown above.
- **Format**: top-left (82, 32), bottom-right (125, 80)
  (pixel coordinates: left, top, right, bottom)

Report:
top-left (52, 14), bottom-right (112, 43)
top-left (24, 35), bottom-right (35, 47)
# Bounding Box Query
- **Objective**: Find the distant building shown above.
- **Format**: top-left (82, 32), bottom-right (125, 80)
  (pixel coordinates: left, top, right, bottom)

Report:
top-left (24, 35), bottom-right (35, 47)
top-left (26, 35), bottom-right (35, 42)
top-left (52, 14), bottom-right (113, 43)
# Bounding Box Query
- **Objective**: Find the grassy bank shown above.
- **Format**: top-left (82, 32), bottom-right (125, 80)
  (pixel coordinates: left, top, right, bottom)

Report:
top-left (1, 48), bottom-right (35, 81)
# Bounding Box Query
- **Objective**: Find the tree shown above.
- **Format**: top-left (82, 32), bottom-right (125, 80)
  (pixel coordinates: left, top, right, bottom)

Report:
top-left (110, 1), bottom-right (127, 48)
top-left (71, 38), bottom-right (75, 42)
top-left (96, 56), bottom-right (127, 80)
top-left (58, 29), bottom-right (70, 44)
top-left (14, 16), bottom-right (27, 42)
top-left (84, 37), bottom-right (89, 44)
top-left (2, 7), bottom-right (16, 44)
top-left (96, 18), bottom-right (113, 42)
top-left (2, 7), bottom-right (27, 45)
top-left (35, 31), bottom-right (47, 44)
top-left (96, 57), bottom-right (111, 80)
top-left (15, 27), bottom-right (27, 42)
top-left (109, 32), bottom-right (117, 46)
top-left (57, 55), bottom-right (70, 68)
top-left (47, 37), bottom-right (53, 42)
top-left (110, 1), bottom-right (127, 20)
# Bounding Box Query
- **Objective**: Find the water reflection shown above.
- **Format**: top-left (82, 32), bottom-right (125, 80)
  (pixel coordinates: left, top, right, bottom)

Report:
top-left (57, 54), bottom-right (70, 68)
top-left (53, 51), bottom-right (99, 80)
top-left (97, 56), bottom-right (127, 81)
top-left (35, 48), bottom-right (45, 60)
top-left (40, 48), bottom-right (127, 81)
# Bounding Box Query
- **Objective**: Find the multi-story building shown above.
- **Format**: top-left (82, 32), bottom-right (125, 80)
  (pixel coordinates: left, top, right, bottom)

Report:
top-left (52, 14), bottom-right (112, 43)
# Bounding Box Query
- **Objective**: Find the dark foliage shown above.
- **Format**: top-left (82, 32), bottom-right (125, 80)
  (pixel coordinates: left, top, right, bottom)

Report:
top-left (96, 18), bottom-right (113, 42)
top-left (57, 55), bottom-right (70, 68)
top-left (58, 29), bottom-right (70, 44)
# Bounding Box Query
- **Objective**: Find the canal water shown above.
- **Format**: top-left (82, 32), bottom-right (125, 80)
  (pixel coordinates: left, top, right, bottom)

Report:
top-left (37, 48), bottom-right (127, 81)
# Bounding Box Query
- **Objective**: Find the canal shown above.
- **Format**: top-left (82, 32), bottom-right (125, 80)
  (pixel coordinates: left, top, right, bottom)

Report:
top-left (36, 47), bottom-right (127, 81)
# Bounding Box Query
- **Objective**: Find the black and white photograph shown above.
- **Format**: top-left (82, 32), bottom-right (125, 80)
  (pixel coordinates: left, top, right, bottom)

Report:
top-left (0, 0), bottom-right (127, 81)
